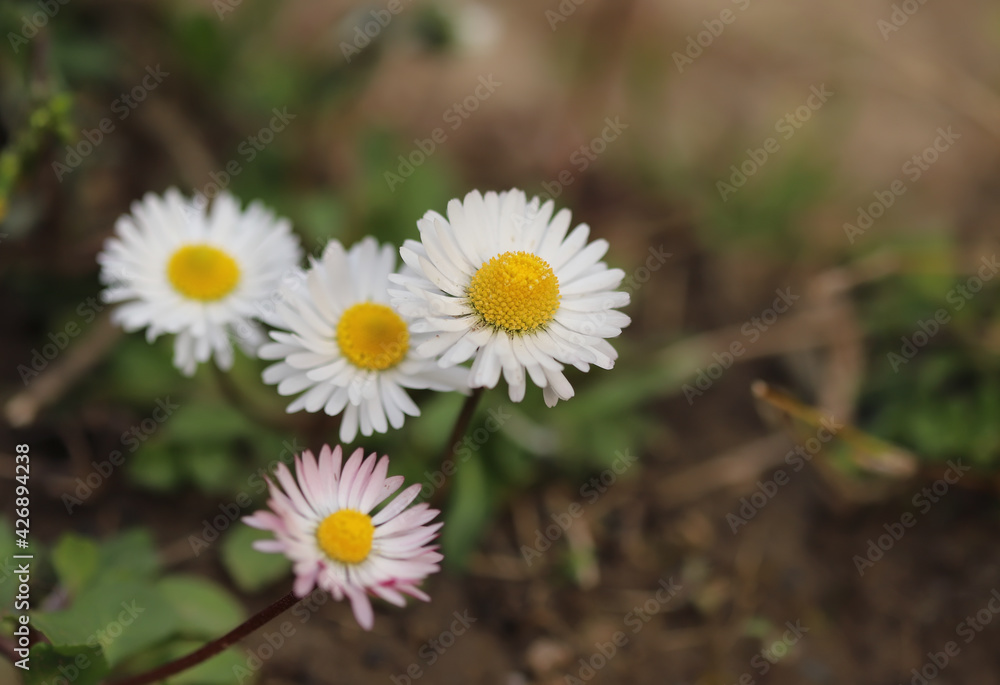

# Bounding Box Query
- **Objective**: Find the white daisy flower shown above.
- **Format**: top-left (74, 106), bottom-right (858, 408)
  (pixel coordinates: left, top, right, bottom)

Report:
top-left (97, 188), bottom-right (303, 376)
top-left (259, 237), bottom-right (469, 444)
top-left (388, 189), bottom-right (631, 406)
top-left (244, 444), bottom-right (443, 630)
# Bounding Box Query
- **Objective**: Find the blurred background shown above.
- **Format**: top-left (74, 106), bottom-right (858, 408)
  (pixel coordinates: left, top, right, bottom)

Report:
top-left (2, 0), bottom-right (1000, 683)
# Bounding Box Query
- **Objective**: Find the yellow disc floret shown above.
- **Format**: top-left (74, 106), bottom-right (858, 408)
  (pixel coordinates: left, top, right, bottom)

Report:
top-left (316, 509), bottom-right (375, 564)
top-left (336, 302), bottom-right (410, 370)
top-left (167, 244), bottom-right (241, 301)
top-left (468, 251), bottom-right (560, 333)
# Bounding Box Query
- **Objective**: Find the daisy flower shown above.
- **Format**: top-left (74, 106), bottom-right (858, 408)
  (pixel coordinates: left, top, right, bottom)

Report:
top-left (97, 188), bottom-right (302, 375)
top-left (259, 237), bottom-right (469, 443)
top-left (244, 444), bottom-right (442, 630)
top-left (388, 189), bottom-right (630, 406)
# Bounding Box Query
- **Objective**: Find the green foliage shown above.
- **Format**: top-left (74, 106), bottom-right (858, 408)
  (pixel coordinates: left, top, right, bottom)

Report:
top-left (357, 128), bottom-right (458, 246)
top-left (156, 576), bottom-right (246, 638)
top-left (0, 93), bottom-right (73, 219)
top-left (699, 153), bottom-right (833, 255)
top-left (31, 577), bottom-right (178, 667)
top-left (167, 11), bottom-right (236, 87)
top-left (105, 337), bottom-right (188, 404)
top-left (22, 644), bottom-right (109, 685)
top-left (95, 529), bottom-right (160, 580)
top-left (287, 192), bottom-right (347, 253)
top-left (51, 534), bottom-right (100, 596)
top-left (861, 348), bottom-right (1000, 467)
top-left (28, 529), bottom-right (248, 683)
top-left (412, 5), bottom-right (456, 51)
top-left (159, 643), bottom-right (247, 685)
top-left (127, 395), bottom-right (291, 494)
top-left (441, 452), bottom-right (493, 568)
top-left (857, 268), bottom-right (1000, 468)
top-left (221, 526), bottom-right (291, 594)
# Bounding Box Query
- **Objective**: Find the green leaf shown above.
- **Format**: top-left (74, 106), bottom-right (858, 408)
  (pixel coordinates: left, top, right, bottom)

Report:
top-left (163, 644), bottom-right (249, 685)
top-left (291, 192), bottom-right (345, 247)
top-left (167, 401), bottom-right (254, 443)
top-left (441, 455), bottom-right (492, 569)
top-left (107, 337), bottom-right (182, 402)
top-left (31, 577), bottom-right (178, 667)
top-left (221, 526), bottom-right (290, 594)
top-left (99, 529), bottom-right (159, 579)
top-left (156, 576), bottom-right (245, 639)
top-left (183, 445), bottom-right (241, 494)
top-left (52, 534), bottom-right (100, 595)
top-left (168, 12), bottom-right (234, 86)
top-left (22, 643), bottom-right (109, 685)
top-left (128, 443), bottom-right (184, 492)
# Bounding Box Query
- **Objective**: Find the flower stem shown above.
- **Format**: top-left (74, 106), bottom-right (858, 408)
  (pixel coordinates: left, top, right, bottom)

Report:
top-left (430, 387), bottom-right (484, 506)
top-left (211, 364), bottom-right (298, 435)
top-left (446, 387), bottom-right (485, 460)
top-left (107, 591), bottom-right (302, 685)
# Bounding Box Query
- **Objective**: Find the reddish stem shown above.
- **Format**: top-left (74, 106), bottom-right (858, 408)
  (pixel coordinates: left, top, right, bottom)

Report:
top-left (106, 591), bottom-right (302, 685)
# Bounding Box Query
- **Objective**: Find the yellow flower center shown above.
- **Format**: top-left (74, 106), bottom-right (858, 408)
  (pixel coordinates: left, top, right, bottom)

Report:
top-left (316, 509), bottom-right (375, 564)
top-left (468, 251), bottom-right (560, 333)
top-left (336, 302), bottom-right (410, 370)
top-left (167, 244), bottom-right (241, 301)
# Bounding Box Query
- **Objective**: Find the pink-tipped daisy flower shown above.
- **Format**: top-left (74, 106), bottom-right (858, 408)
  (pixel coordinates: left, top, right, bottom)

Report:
top-left (243, 444), bottom-right (442, 630)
